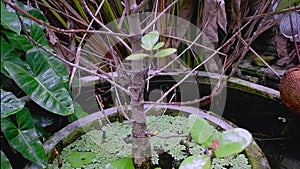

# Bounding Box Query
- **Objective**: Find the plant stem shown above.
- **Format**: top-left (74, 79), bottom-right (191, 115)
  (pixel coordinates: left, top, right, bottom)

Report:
top-left (125, 1), bottom-right (151, 168)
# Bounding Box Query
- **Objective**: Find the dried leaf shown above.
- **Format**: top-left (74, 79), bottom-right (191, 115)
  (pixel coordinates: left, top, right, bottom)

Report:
top-left (274, 32), bottom-right (290, 66)
top-left (217, 0), bottom-right (227, 33)
top-left (198, 0), bottom-right (219, 46)
top-left (230, 0), bottom-right (248, 32)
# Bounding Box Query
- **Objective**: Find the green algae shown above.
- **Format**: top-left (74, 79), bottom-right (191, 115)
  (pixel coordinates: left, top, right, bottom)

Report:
top-left (48, 115), bottom-right (250, 169)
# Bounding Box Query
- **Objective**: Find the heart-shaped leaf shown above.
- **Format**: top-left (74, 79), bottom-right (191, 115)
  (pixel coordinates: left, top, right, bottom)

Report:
top-left (30, 23), bottom-right (49, 47)
top-left (1, 150), bottom-right (12, 169)
top-left (214, 128), bottom-right (252, 158)
top-left (5, 32), bottom-right (33, 51)
top-left (154, 48), bottom-right (177, 58)
top-left (3, 48), bottom-right (74, 116)
top-left (0, 1), bottom-right (21, 34)
top-left (1, 108), bottom-right (47, 168)
top-left (67, 151), bottom-right (96, 168)
top-left (1, 89), bottom-right (25, 118)
top-left (179, 155), bottom-right (211, 169)
top-left (125, 53), bottom-right (148, 60)
top-left (106, 157), bottom-right (134, 169)
top-left (188, 114), bottom-right (215, 144)
top-left (141, 31), bottom-right (160, 50)
top-left (6, 1), bottom-right (48, 31)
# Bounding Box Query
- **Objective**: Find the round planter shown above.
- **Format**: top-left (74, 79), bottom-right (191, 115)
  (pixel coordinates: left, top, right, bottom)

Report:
top-left (40, 104), bottom-right (270, 169)
top-left (31, 72), bottom-right (290, 168)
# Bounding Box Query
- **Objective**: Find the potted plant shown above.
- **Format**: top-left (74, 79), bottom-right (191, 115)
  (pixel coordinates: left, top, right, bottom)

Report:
top-left (35, 30), bottom-right (271, 169)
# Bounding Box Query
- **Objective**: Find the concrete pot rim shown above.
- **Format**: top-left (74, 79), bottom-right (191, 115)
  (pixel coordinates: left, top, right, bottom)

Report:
top-left (43, 73), bottom-right (276, 169)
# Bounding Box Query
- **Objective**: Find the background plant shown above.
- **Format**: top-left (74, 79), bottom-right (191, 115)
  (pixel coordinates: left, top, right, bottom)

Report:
top-left (0, 1), bottom-right (79, 168)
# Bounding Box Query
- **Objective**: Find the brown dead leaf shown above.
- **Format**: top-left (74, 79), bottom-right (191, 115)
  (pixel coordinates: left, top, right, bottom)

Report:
top-left (197, 0), bottom-right (227, 46)
top-left (230, 0), bottom-right (248, 32)
top-left (217, 0), bottom-right (227, 33)
top-left (274, 31), bottom-right (291, 66)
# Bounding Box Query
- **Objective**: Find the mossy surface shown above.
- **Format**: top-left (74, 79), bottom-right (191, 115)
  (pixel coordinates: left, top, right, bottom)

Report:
top-left (48, 115), bottom-right (250, 169)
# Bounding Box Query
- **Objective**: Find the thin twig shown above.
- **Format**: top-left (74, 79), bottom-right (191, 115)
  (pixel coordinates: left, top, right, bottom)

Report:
top-left (143, 14), bottom-right (255, 115)
top-left (237, 35), bottom-right (281, 78)
top-left (95, 94), bottom-right (132, 149)
top-left (132, 0), bottom-right (151, 13)
top-left (142, 0), bottom-right (179, 33)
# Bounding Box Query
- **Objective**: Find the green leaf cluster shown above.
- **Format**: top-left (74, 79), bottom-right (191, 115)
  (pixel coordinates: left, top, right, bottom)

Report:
top-left (125, 31), bottom-right (177, 60)
top-left (0, 1), bottom-right (76, 168)
top-left (179, 114), bottom-right (252, 168)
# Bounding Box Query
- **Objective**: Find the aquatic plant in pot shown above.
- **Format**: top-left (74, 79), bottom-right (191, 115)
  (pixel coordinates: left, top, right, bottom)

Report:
top-left (40, 30), bottom-right (270, 169)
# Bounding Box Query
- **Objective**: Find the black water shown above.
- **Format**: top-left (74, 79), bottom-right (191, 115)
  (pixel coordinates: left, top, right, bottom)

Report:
top-left (145, 76), bottom-right (300, 169)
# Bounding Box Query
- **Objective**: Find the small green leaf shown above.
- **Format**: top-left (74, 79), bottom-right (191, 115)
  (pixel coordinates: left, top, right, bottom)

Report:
top-left (1, 89), bottom-right (25, 118)
top-left (106, 157), bottom-right (134, 169)
top-left (0, 1), bottom-right (21, 34)
top-left (1, 150), bottom-right (12, 169)
top-left (1, 108), bottom-right (47, 168)
top-left (67, 151), bottom-right (96, 168)
top-left (152, 42), bottom-right (165, 50)
top-left (201, 129), bottom-right (221, 147)
top-left (154, 48), bottom-right (177, 58)
top-left (276, 0), bottom-right (300, 11)
top-left (179, 155), bottom-right (211, 169)
top-left (215, 128), bottom-right (252, 158)
top-left (125, 53), bottom-right (148, 60)
top-left (188, 114), bottom-right (215, 144)
top-left (141, 31), bottom-right (160, 50)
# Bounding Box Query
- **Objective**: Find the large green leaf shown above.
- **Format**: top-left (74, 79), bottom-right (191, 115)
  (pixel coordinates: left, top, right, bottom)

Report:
top-left (214, 128), bottom-right (252, 158)
top-left (5, 31), bottom-right (33, 51)
top-left (0, 1), bottom-right (21, 34)
top-left (3, 48), bottom-right (74, 116)
top-left (0, 37), bottom-right (21, 77)
top-left (1, 89), bottom-right (25, 118)
top-left (106, 157), bottom-right (135, 169)
top-left (47, 56), bottom-right (70, 86)
top-left (1, 108), bottom-right (47, 168)
top-left (30, 23), bottom-right (49, 48)
top-left (179, 155), bottom-right (211, 169)
top-left (188, 114), bottom-right (215, 144)
top-left (1, 150), bottom-right (12, 169)
top-left (6, 1), bottom-right (48, 31)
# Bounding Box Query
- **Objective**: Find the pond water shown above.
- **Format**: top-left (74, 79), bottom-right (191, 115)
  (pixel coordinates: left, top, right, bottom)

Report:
top-left (222, 88), bottom-right (300, 169)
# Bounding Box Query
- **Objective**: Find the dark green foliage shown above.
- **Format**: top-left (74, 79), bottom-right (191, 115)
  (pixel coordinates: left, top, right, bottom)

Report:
top-left (1, 1), bottom-right (76, 168)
